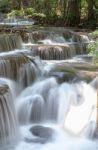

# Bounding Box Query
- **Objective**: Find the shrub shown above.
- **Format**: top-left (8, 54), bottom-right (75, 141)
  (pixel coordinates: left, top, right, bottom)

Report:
top-left (7, 9), bottom-right (25, 17)
top-left (24, 8), bottom-right (35, 16)
top-left (87, 41), bottom-right (98, 64)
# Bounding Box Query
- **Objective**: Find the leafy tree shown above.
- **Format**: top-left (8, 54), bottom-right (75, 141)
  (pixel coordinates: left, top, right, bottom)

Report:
top-left (0, 0), bottom-right (97, 28)
top-left (0, 0), bottom-right (10, 12)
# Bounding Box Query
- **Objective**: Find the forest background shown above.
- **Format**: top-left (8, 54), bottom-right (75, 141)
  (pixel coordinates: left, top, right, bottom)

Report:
top-left (0, 0), bottom-right (98, 29)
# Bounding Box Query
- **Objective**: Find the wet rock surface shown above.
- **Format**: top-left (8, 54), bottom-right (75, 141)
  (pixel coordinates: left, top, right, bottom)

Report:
top-left (45, 61), bottom-right (98, 82)
top-left (0, 34), bottom-right (22, 51)
top-left (0, 84), bottom-right (9, 95)
top-left (25, 125), bottom-right (54, 144)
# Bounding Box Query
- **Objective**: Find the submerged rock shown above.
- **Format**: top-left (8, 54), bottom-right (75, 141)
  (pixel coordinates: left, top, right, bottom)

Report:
top-left (25, 125), bottom-right (54, 144)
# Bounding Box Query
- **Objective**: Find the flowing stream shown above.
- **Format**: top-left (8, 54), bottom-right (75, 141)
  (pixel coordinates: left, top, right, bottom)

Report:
top-left (0, 27), bottom-right (98, 150)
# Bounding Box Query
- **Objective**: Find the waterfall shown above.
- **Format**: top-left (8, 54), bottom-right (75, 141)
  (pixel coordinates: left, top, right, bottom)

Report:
top-left (30, 44), bottom-right (77, 60)
top-left (0, 81), bottom-right (18, 146)
top-left (0, 28), bottom-right (97, 150)
top-left (1, 77), bottom-right (96, 150)
top-left (16, 77), bottom-right (97, 137)
top-left (24, 29), bottom-right (90, 60)
top-left (0, 34), bottom-right (22, 51)
top-left (64, 82), bottom-right (97, 135)
top-left (17, 77), bottom-right (58, 124)
top-left (0, 52), bottom-right (42, 89)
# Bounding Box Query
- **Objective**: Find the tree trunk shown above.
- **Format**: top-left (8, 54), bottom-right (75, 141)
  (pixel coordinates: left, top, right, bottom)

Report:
top-left (88, 0), bottom-right (94, 21)
top-left (11, 0), bottom-right (18, 9)
top-left (65, 0), bottom-right (81, 26)
top-left (87, 0), bottom-right (96, 29)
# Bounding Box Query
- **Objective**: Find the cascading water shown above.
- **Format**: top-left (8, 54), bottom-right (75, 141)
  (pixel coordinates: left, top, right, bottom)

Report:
top-left (0, 16), bottom-right (34, 26)
top-left (0, 27), bottom-right (98, 150)
top-left (0, 34), bottom-right (22, 51)
top-left (23, 29), bottom-right (91, 60)
top-left (17, 77), bottom-right (58, 124)
top-left (0, 51), bottom-right (42, 89)
top-left (4, 77), bottom-right (97, 150)
top-left (0, 79), bottom-right (18, 148)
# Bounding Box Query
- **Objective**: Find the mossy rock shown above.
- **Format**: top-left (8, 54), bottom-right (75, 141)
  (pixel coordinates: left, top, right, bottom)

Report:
top-left (45, 61), bottom-right (98, 83)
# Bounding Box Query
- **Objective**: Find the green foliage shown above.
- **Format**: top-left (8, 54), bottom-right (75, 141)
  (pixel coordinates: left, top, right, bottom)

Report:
top-left (81, 0), bottom-right (88, 18)
top-left (7, 7), bottom-right (46, 19)
top-left (0, 0), bottom-right (98, 27)
top-left (93, 50), bottom-right (98, 64)
top-left (87, 29), bottom-right (98, 64)
top-left (0, 0), bottom-right (10, 12)
top-left (87, 42), bottom-right (98, 54)
top-left (7, 9), bottom-right (25, 17)
top-left (90, 30), bottom-right (98, 36)
top-left (89, 30), bottom-right (98, 40)
top-left (87, 41), bottom-right (98, 64)
top-left (24, 8), bottom-right (35, 16)
top-left (32, 13), bottom-right (46, 18)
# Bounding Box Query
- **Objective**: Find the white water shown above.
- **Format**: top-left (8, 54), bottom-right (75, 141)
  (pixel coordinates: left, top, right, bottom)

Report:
top-left (0, 16), bottom-right (34, 26)
top-left (0, 78), bottom-right (19, 149)
top-left (23, 31), bottom-right (90, 60)
top-left (0, 77), bottom-right (97, 150)
top-left (13, 125), bottom-right (98, 150)
top-left (0, 29), bottom-right (98, 150)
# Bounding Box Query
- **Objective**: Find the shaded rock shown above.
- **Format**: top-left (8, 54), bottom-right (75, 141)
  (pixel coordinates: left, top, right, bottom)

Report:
top-left (25, 125), bottom-right (54, 144)
top-left (45, 61), bottom-right (98, 83)
top-left (48, 65), bottom-right (77, 82)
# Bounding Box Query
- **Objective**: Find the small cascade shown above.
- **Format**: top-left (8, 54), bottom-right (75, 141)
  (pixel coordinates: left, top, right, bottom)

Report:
top-left (0, 27), bottom-right (97, 150)
top-left (80, 34), bottom-right (91, 43)
top-left (0, 34), bottom-right (22, 51)
top-left (39, 33), bottom-right (66, 44)
top-left (24, 29), bottom-right (91, 60)
top-left (0, 16), bottom-right (34, 26)
top-left (28, 30), bottom-right (49, 43)
top-left (27, 29), bottom-right (74, 43)
top-left (17, 77), bottom-right (59, 124)
top-left (72, 33), bottom-right (90, 54)
top-left (1, 77), bottom-right (96, 150)
top-left (0, 81), bottom-right (18, 146)
top-left (17, 77), bottom-right (97, 136)
top-left (17, 54), bottom-right (43, 88)
top-left (0, 52), bottom-right (42, 88)
top-left (29, 44), bottom-right (76, 60)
